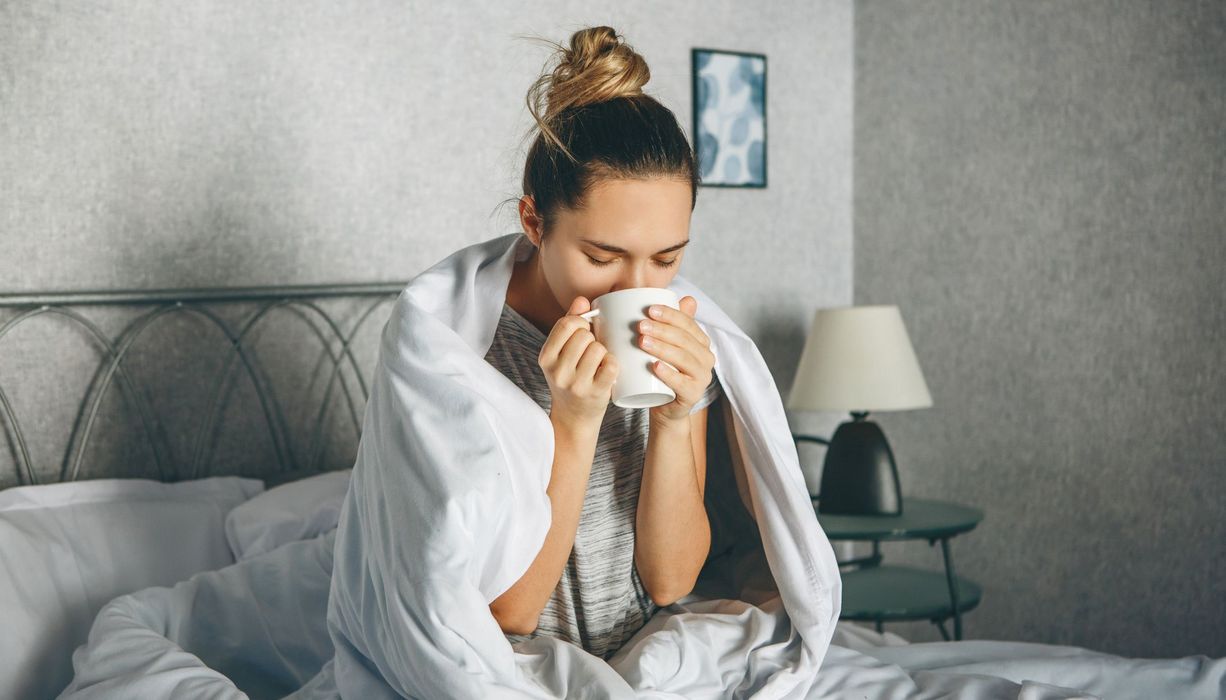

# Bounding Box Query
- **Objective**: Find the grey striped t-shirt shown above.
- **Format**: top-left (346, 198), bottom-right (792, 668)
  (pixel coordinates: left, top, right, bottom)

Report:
top-left (485, 301), bottom-right (721, 660)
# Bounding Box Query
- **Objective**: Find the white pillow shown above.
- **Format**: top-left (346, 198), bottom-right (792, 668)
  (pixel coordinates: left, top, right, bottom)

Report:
top-left (225, 468), bottom-right (351, 561)
top-left (0, 476), bottom-right (263, 700)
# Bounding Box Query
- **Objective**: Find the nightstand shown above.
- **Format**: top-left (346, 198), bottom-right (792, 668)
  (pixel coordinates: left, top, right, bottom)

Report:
top-left (814, 497), bottom-right (984, 641)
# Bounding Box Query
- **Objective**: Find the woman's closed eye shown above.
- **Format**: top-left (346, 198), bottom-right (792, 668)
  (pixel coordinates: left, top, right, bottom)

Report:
top-left (586, 256), bottom-right (678, 268)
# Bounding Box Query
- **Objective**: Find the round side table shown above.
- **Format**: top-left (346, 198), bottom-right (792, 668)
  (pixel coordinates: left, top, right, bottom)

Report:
top-left (815, 497), bottom-right (984, 641)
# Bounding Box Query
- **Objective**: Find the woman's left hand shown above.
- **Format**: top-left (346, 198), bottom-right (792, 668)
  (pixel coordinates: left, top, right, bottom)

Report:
top-left (638, 295), bottom-right (716, 424)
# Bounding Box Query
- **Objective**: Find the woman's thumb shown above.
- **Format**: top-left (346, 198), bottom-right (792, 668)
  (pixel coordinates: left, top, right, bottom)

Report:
top-left (569, 296), bottom-right (591, 315)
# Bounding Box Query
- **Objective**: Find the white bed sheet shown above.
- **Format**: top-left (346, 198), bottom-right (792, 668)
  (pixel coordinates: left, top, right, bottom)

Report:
top-left (58, 529), bottom-right (1226, 700)
top-left (0, 475), bottom-right (263, 700)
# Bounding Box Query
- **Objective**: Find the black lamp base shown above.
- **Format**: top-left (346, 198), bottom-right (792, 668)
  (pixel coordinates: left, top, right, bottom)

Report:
top-left (817, 413), bottom-right (903, 516)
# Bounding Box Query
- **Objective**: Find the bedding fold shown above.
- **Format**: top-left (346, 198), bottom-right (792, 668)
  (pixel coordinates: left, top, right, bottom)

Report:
top-left (59, 530), bottom-right (1226, 699)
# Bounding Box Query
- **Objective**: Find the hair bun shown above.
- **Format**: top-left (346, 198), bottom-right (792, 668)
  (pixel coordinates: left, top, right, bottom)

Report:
top-left (521, 26), bottom-right (654, 163)
top-left (545, 26), bottom-right (650, 113)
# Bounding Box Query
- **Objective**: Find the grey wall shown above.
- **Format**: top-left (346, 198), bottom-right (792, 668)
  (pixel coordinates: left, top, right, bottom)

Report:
top-left (854, 0), bottom-right (1225, 658)
top-left (0, 6), bottom-right (852, 491)
top-left (4, 0), bottom-right (1220, 664)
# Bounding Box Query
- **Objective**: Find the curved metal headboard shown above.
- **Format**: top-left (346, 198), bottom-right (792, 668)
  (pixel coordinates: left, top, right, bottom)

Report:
top-left (0, 283), bottom-right (406, 489)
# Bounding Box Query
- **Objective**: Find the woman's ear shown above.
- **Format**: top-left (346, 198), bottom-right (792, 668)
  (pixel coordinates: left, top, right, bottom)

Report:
top-left (518, 196), bottom-right (544, 247)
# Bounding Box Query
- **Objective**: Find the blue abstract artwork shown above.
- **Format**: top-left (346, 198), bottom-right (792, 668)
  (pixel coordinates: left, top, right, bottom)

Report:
top-left (691, 48), bottom-right (766, 188)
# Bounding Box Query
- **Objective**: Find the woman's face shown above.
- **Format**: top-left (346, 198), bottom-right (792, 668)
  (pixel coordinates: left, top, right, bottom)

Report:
top-left (520, 177), bottom-right (693, 314)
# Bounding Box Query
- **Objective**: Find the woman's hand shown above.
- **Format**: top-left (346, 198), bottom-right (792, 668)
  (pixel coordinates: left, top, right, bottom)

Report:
top-left (638, 295), bottom-right (716, 425)
top-left (538, 296), bottom-right (619, 432)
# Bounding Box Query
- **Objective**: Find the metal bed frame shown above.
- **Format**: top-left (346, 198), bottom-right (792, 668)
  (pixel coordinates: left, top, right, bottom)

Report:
top-left (0, 283), bottom-right (406, 489)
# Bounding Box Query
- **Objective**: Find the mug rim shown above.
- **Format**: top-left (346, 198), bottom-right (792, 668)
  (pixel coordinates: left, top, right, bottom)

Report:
top-left (591, 286), bottom-right (678, 306)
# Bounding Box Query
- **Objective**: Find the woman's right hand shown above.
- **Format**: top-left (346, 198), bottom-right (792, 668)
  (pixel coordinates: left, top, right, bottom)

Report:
top-left (538, 296), bottom-right (619, 430)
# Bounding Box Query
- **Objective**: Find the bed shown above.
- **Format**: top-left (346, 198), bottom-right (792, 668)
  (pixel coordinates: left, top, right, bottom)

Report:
top-left (0, 283), bottom-right (1222, 700)
top-left (0, 283), bottom-right (397, 699)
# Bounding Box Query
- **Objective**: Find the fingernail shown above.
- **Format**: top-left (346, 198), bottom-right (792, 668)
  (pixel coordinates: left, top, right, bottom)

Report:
top-left (640, 320), bottom-right (652, 332)
top-left (649, 306), bottom-right (662, 318)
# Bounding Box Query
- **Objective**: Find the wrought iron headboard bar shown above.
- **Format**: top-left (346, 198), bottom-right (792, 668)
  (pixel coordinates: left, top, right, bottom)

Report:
top-left (0, 282), bottom-right (405, 307)
top-left (0, 282), bottom-right (407, 488)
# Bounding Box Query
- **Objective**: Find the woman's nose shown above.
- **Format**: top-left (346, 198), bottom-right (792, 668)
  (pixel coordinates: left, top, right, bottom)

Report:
top-left (610, 266), bottom-right (650, 292)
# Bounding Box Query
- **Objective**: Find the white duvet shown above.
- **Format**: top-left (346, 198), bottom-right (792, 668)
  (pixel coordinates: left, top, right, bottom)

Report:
top-left (59, 233), bottom-right (1226, 699)
top-left (59, 531), bottom-right (1225, 699)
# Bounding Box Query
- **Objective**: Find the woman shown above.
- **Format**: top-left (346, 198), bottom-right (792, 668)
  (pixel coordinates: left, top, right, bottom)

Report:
top-left (485, 25), bottom-right (722, 660)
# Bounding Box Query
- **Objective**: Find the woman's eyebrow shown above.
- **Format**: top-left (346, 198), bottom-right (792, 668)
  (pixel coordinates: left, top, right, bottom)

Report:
top-left (581, 238), bottom-right (690, 255)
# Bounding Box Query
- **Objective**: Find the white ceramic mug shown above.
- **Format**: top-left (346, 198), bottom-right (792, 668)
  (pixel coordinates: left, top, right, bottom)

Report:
top-left (579, 287), bottom-right (680, 409)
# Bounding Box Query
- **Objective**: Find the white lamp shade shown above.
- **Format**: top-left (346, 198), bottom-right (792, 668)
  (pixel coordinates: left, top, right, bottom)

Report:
top-left (786, 305), bottom-right (933, 413)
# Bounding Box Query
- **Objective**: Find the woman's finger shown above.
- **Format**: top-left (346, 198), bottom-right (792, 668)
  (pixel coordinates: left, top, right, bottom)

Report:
top-left (538, 315), bottom-right (589, 367)
top-left (638, 317), bottom-right (708, 362)
top-left (638, 334), bottom-right (702, 383)
top-left (647, 302), bottom-right (710, 349)
top-left (575, 338), bottom-right (608, 381)
top-left (650, 357), bottom-right (683, 394)
top-left (650, 359), bottom-right (706, 408)
top-left (556, 325), bottom-right (596, 373)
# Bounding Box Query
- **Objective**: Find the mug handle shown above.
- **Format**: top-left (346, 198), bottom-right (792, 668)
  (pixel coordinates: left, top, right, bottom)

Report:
top-left (578, 309), bottom-right (600, 322)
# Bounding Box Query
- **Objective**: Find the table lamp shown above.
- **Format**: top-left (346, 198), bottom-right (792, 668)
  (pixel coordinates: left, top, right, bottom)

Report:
top-left (786, 305), bottom-right (932, 516)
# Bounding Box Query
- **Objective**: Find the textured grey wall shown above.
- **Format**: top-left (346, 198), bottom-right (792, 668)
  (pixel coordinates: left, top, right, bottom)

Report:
top-left (0, 5), bottom-right (851, 490)
top-left (854, 0), bottom-right (1225, 657)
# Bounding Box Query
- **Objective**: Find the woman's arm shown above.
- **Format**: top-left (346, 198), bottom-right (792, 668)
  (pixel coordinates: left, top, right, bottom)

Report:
top-left (489, 415), bottom-right (599, 635)
top-left (489, 297), bottom-right (617, 636)
top-left (634, 406), bottom-right (712, 606)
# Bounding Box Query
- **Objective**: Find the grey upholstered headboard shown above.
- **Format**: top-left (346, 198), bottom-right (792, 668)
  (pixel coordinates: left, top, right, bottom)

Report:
top-left (0, 283), bottom-right (405, 490)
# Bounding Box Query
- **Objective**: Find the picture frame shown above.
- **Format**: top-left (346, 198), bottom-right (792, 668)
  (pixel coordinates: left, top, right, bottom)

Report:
top-left (691, 48), bottom-right (767, 188)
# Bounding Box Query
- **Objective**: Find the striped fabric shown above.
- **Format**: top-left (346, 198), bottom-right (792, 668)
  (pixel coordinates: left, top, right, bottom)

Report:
top-left (485, 301), bottom-right (720, 660)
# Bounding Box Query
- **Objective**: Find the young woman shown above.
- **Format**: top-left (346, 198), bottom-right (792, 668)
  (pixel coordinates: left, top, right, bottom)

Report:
top-left (485, 25), bottom-right (722, 660)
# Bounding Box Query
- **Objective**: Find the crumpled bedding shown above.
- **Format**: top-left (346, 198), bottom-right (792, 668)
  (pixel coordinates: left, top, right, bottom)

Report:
top-left (58, 232), bottom-right (1226, 699)
top-left (59, 530), bottom-right (1226, 699)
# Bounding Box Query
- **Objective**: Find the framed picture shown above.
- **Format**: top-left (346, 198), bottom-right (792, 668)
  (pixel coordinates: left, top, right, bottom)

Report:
top-left (691, 48), bottom-right (767, 188)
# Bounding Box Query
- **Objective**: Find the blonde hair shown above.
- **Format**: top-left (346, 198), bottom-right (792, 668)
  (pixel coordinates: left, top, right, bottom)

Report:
top-left (524, 25), bottom-right (652, 163)
top-left (501, 26), bottom-right (698, 236)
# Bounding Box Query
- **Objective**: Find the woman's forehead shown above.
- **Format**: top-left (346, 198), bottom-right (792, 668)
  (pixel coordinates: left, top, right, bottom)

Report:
top-left (560, 179), bottom-right (692, 251)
